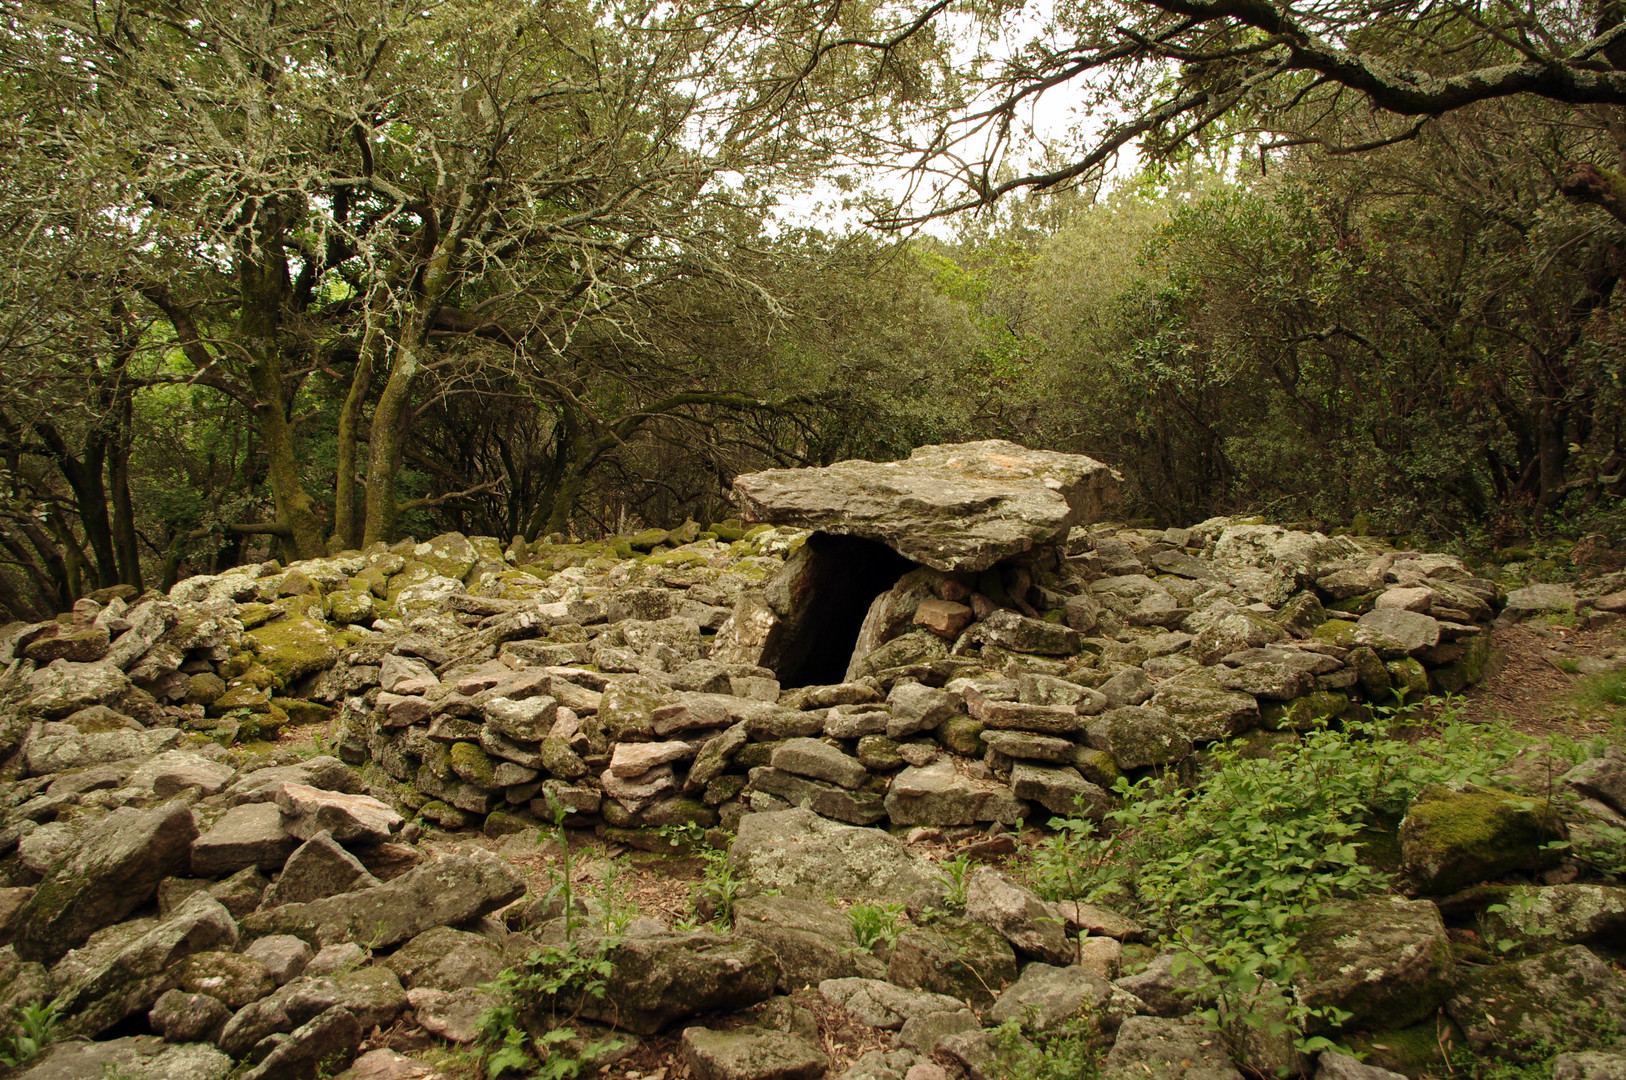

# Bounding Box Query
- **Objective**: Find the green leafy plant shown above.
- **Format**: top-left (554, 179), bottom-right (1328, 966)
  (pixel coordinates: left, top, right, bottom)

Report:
top-left (846, 902), bottom-right (904, 953)
top-left (692, 836), bottom-right (743, 928)
top-left (1023, 706), bottom-right (1527, 1047)
top-left (0, 999), bottom-right (63, 1069)
top-left (933, 853), bottom-right (975, 909)
top-left (987, 1013), bottom-right (1108, 1080)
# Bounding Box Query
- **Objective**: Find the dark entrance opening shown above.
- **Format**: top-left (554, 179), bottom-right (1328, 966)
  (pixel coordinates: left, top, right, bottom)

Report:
top-left (769, 532), bottom-right (916, 688)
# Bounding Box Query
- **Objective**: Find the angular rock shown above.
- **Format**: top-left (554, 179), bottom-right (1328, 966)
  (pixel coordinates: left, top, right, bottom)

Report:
top-left (1315, 1051), bottom-right (1410, 1080)
top-left (219, 966), bottom-right (408, 1056)
top-left (1085, 707), bottom-right (1190, 770)
top-left (989, 962), bottom-right (1135, 1032)
top-left (1354, 608), bottom-right (1441, 658)
top-left (14, 798), bottom-right (198, 963)
top-left (893, 1007), bottom-right (978, 1054)
top-left (887, 918), bottom-right (1017, 1007)
top-left (149, 988), bottom-right (233, 1043)
top-left (609, 740), bottom-right (694, 777)
top-left (733, 896), bottom-right (886, 990)
top-left (818, 977), bottom-right (964, 1030)
top-left (1009, 762), bottom-right (1111, 820)
top-left (1101, 1015), bottom-right (1243, 1080)
top-left (276, 783), bottom-right (404, 845)
top-left (408, 985), bottom-right (497, 1044)
top-left (886, 682), bottom-right (960, 739)
top-left (733, 440), bottom-right (1118, 573)
top-left (192, 801), bottom-right (297, 877)
top-left (240, 1005), bottom-right (363, 1080)
top-left (245, 935), bottom-right (313, 985)
top-left (380, 926), bottom-right (505, 991)
top-left (1149, 676), bottom-right (1259, 743)
top-left (771, 737), bottom-right (868, 789)
top-left (978, 610), bottom-right (1082, 655)
top-left (731, 809), bottom-right (936, 903)
top-left (570, 930), bottom-right (777, 1035)
top-left (747, 767), bottom-right (887, 826)
top-left (681, 1026), bottom-right (830, 1080)
top-left (884, 760), bottom-right (1026, 827)
top-left (1476, 883), bottom-right (1626, 947)
top-left (261, 832), bottom-right (380, 908)
top-left (1293, 896), bottom-right (1454, 1032)
top-left (963, 868), bottom-right (1073, 964)
top-left (1553, 1053), bottom-right (1626, 1080)
top-left (241, 849), bottom-right (525, 949)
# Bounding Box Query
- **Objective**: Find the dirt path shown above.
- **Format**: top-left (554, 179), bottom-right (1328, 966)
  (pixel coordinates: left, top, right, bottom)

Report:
top-left (1459, 619), bottom-right (1626, 739)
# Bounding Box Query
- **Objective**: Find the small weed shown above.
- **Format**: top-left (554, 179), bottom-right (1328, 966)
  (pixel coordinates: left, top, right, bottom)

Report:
top-left (987, 1013), bottom-right (1108, 1080)
top-left (0, 999), bottom-right (63, 1069)
top-left (933, 853), bottom-right (974, 909)
top-left (846, 903), bottom-right (904, 953)
top-left (1574, 669), bottom-right (1626, 710)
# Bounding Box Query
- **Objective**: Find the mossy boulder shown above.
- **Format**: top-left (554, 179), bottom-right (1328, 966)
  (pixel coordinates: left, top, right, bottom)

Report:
top-left (936, 716), bottom-right (986, 757)
top-left (327, 589), bottom-right (374, 626)
top-left (1444, 946), bottom-right (1626, 1061)
top-left (245, 616), bottom-right (340, 689)
top-left (1428, 630), bottom-right (1496, 695)
top-left (1398, 784), bottom-right (1565, 895)
top-left (1293, 895), bottom-right (1455, 1033)
top-left (849, 631), bottom-right (948, 681)
top-left (1344, 1017), bottom-right (1467, 1078)
top-left (271, 698), bottom-right (332, 726)
top-left (598, 677), bottom-right (671, 742)
top-left (408, 532), bottom-right (480, 581)
top-left (1312, 620), bottom-right (1359, 647)
top-left (449, 742), bottom-right (500, 788)
top-left (1475, 884), bottom-right (1626, 949)
top-left (627, 527), bottom-right (672, 552)
top-left (210, 683), bottom-right (272, 716)
top-left (1386, 658), bottom-right (1429, 700)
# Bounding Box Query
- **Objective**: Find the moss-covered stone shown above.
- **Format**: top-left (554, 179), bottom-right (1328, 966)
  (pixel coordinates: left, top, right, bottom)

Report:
top-left (1312, 619), bottom-right (1359, 647)
top-left (538, 737), bottom-right (588, 780)
top-left (735, 741), bottom-right (780, 770)
top-left (936, 716), bottom-right (986, 757)
top-left (418, 800), bottom-right (473, 828)
top-left (1344, 1017), bottom-right (1466, 1078)
top-left (627, 527), bottom-right (671, 552)
top-left (327, 589), bottom-right (374, 626)
top-left (210, 683), bottom-right (271, 716)
top-left (1346, 645), bottom-right (1390, 700)
top-left (640, 798), bottom-right (718, 830)
top-left (1399, 784), bottom-right (1565, 895)
top-left (1074, 748), bottom-right (1122, 788)
top-left (597, 677), bottom-right (670, 742)
top-left (855, 735), bottom-right (904, 771)
top-left (703, 774), bottom-right (747, 806)
top-left (449, 741), bottom-right (500, 788)
top-left (708, 520), bottom-right (746, 543)
top-left (237, 603), bottom-right (277, 630)
top-left (245, 616), bottom-right (339, 689)
top-left (185, 673), bottom-right (227, 707)
top-left (1386, 658), bottom-right (1429, 700)
top-left (1428, 630), bottom-right (1496, 696)
top-left (271, 698), bottom-right (332, 726)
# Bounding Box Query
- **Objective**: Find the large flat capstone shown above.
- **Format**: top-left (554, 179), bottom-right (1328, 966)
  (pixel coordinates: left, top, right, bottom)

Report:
top-left (732, 440), bottom-right (1117, 572)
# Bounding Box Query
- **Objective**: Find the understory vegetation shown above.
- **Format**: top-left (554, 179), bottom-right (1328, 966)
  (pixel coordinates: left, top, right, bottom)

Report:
top-left (1009, 699), bottom-right (1623, 1080)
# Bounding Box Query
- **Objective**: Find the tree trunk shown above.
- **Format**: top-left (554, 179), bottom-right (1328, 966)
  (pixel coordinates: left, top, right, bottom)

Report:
top-left (333, 292), bottom-right (385, 550)
top-left (109, 399), bottom-right (143, 591)
top-left (361, 334), bottom-right (426, 545)
top-left (240, 252), bottom-right (326, 560)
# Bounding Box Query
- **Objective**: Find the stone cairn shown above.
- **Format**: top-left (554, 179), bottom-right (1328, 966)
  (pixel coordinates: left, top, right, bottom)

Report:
top-left (0, 439), bottom-right (1621, 1080)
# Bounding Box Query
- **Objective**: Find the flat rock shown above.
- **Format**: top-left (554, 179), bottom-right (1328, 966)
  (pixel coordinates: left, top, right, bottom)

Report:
top-left (731, 809), bottom-right (936, 903)
top-left (408, 986), bottom-right (497, 1044)
top-left (192, 801), bottom-right (298, 877)
top-left (1553, 1053), bottom-right (1626, 1080)
top-left (241, 849), bottom-right (525, 949)
top-left (887, 918), bottom-right (1017, 1007)
top-left (681, 1026), bottom-right (830, 1080)
top-left (1354, 608), bottom-right (1441, 657)
top-left (1101, 1015), bottom-right (1242, 1080)
top-left (14, 1036), bottom-right (232, 1080)
top-left (381, 926), bottom-right (505, 990)
top-left (883, 760), bottom-right (1026, 827)
top-left (733, 440), bottom-right (1117, 573)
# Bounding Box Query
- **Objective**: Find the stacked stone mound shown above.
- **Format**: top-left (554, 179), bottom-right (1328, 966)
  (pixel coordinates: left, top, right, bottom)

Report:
top-left (7, 439), bottom-right (1618, 844)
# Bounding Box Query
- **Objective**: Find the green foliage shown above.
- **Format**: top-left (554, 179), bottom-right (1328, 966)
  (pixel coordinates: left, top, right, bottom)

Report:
top-left (933, 853), bottom-right (974, 909)
top-left (987, 1014), bottom-right (1109, 1080)
top-left (0, 999), bottom-right (62, 1069)
top-left (846, 903), bottom-right (904, 953)
top-left (476, 940), bottom-right (619, 1079)
top-left (1024, 707), bottom-right (1526, 1042)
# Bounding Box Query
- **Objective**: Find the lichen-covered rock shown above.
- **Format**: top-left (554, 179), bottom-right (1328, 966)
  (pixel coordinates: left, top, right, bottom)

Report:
top-left (963, 868), bottom-right (1073, 964)
top-left (1085, 707), bottom-right (1190, 769)
top-left (241, 849), bottom-right (524, 949)
top-left (1009, 762), bottom-right (1111, 819)
top-left (380, 926), bottom-right (505, 991)
top-left (817, 977), bottom-right (964, 1030)
top-left (733, 440), bottom-right (1118, 573)
top-left (567, 930), bottom-right (778, 1035)
top-left (1445, 946), bottom-right (1626, 1060)
top-left (732, 896), bottom-right (886, 990)
top-left (730, 809), bottom-right (936, 903)
top-left (191, 801), bottom-right (297, 877)
top-left (747, 767), bottom-right (887, 826)
top-left (1475, 883), bottom-right (1626, 948)
top-left (989, 962), bottom-right (1139, 1032)
top-left (1293, 895), bottom-right (1454, 1033)
top-left (1148, 676), bottom-right (1259, 743)
top-left (681, 1025), bottom-right (829, 1080)
top-left (977, 609), bottom-right (1082, 655)
top-left (14, 798), bottom-right (198, 963)
top-left (883, 760), bottom-right (1026, 827)
top-left (887, 917), bottom-right (1017, 1007)
top-left (1398, 784), bottom-right (1564, 894)
top-left (1101, 1015), bottom-right (1244, 1080)
top-left (245, 616), bottom-right (341, 687)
